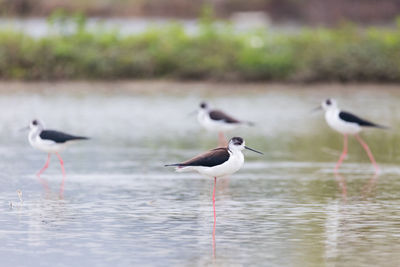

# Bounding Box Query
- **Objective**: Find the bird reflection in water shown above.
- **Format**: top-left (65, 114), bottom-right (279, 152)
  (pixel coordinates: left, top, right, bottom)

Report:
top-left (334, 172), bottom-right (379, 201)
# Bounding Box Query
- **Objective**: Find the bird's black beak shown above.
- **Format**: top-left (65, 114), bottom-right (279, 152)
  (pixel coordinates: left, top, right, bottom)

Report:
top-left (19, 126), bottom-right (29, 132)
top-left (245, 146), bottom-right (263, 155)
top-left (310, 105), bottom-right (322, 113)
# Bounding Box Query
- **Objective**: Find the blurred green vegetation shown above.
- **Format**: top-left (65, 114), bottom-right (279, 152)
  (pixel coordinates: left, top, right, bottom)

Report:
top-left (1, 12), bottom-right (400, 81)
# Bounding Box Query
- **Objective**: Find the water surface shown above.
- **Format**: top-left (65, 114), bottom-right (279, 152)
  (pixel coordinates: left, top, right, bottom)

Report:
top-left (1, 82), bottom-right (400, 266)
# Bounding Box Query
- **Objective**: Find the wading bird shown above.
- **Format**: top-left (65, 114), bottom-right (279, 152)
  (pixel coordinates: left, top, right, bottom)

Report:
top-left (315, 99), bottom-right (387, 173)
top-left (165, 136), bottom-right (262, 256)
top-left (24, 119), bottom-right (88, 192)
top-left (197, 102), bottom-right (254, 146)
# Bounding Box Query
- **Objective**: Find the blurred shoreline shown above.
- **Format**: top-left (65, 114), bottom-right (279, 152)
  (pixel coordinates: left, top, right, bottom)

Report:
top-left (1, 80), bottom-right (399, 94)
top-left (2, 0), bottom-right (400, 25)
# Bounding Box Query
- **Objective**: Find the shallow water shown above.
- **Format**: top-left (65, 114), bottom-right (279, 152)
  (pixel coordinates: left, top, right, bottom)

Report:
top-left (1, 82), bottom-right (400, 266)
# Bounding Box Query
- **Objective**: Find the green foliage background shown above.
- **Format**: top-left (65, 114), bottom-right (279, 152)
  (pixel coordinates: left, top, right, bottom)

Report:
top-left (1, 11), bottom-right (400, 82)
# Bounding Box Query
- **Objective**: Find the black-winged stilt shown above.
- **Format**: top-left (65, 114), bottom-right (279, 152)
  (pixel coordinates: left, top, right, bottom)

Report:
top-left (197, 102), bottom-right (254, 146)
top-left (25, 119), bottom-right (88, 192)
top-left (165, 136), bottom-right (262, 256)
top-left (315, 99), bottom-right (387, 173)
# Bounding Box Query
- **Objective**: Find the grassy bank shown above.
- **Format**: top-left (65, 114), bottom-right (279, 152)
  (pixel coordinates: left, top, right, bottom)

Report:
top-left (1, 15), bottom-right (400, 82)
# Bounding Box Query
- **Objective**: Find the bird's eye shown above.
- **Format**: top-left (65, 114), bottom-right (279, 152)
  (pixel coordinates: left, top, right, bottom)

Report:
top-left (32, 120), bottom-right (38, 126)
top-left (326, 99), bottom-right (331, 105)
top-left (200, 102), bottom-right (207, 109)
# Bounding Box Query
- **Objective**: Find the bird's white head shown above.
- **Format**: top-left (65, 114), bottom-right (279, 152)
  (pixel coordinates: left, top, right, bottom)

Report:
top-left (228, 137), bottom-right (263, 154)
top-left (29, 119), bottom-right (44, 133)
top-left (229, 137), bottom-right (245, 151)
top-left (321, 98), bottom-right (338, 111)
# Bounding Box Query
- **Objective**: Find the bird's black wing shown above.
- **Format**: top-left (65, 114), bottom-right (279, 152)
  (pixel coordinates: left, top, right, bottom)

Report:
top-left (165, 148), bottom-right (230, 167)
top-left (40, 130), bottom-right (89, 143)
top-left (209, 110), bottom-right (241, 123)
top-left (339, 111), bottom-right (386, 128)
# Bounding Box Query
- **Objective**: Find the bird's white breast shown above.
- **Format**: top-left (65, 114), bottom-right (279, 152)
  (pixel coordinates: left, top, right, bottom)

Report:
top-left (191, 150), bottom-right (244, 178)
top-left (29, 132), bottom-right (66, 153)
top-left (325, 109), bottom-right (361, 135)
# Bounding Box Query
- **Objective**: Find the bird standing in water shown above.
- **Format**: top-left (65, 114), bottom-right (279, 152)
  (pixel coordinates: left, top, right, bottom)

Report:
top-left (197, 102), bottom-right (254, 147)
top-left (165, 137), bottom-right (263, 256)
top-left (315, 99), bottom-right (387, 173)
top-left (25, 119), bottom-right (88, 194)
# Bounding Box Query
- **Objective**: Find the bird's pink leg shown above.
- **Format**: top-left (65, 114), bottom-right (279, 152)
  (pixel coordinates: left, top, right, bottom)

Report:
top-left (213, 177), bottom-right (216, 228)
top-left (355, 134), bottom-right (379, 173)
top-left (37, 153), bottom-right (51, 176)
top-left (37, 154), bottom-right (51, 191)
top-left (218, 132), bottom-right (227, 147)
top-left (56, 152), bottom-right (66, 196)
top-left (56, 152), bottom-right (66, 176)
top-left (334, 134), bottom-right (348, 173)
top-left (212, 177), bottom-right (217, 259)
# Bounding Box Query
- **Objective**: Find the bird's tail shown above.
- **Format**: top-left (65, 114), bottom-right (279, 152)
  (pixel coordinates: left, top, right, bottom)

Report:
top-left (73, 136), bottom-right (90, 140)
top-left (164, 163), bottom-right (191, 172)
top-left (164, 163), bottom-right (182, 167)
top-left (370, 123), bottom-right (389, 129)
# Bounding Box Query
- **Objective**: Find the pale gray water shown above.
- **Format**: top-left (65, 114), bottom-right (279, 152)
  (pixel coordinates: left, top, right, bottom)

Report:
top-left (1, 82), bottom-right (400, 266)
